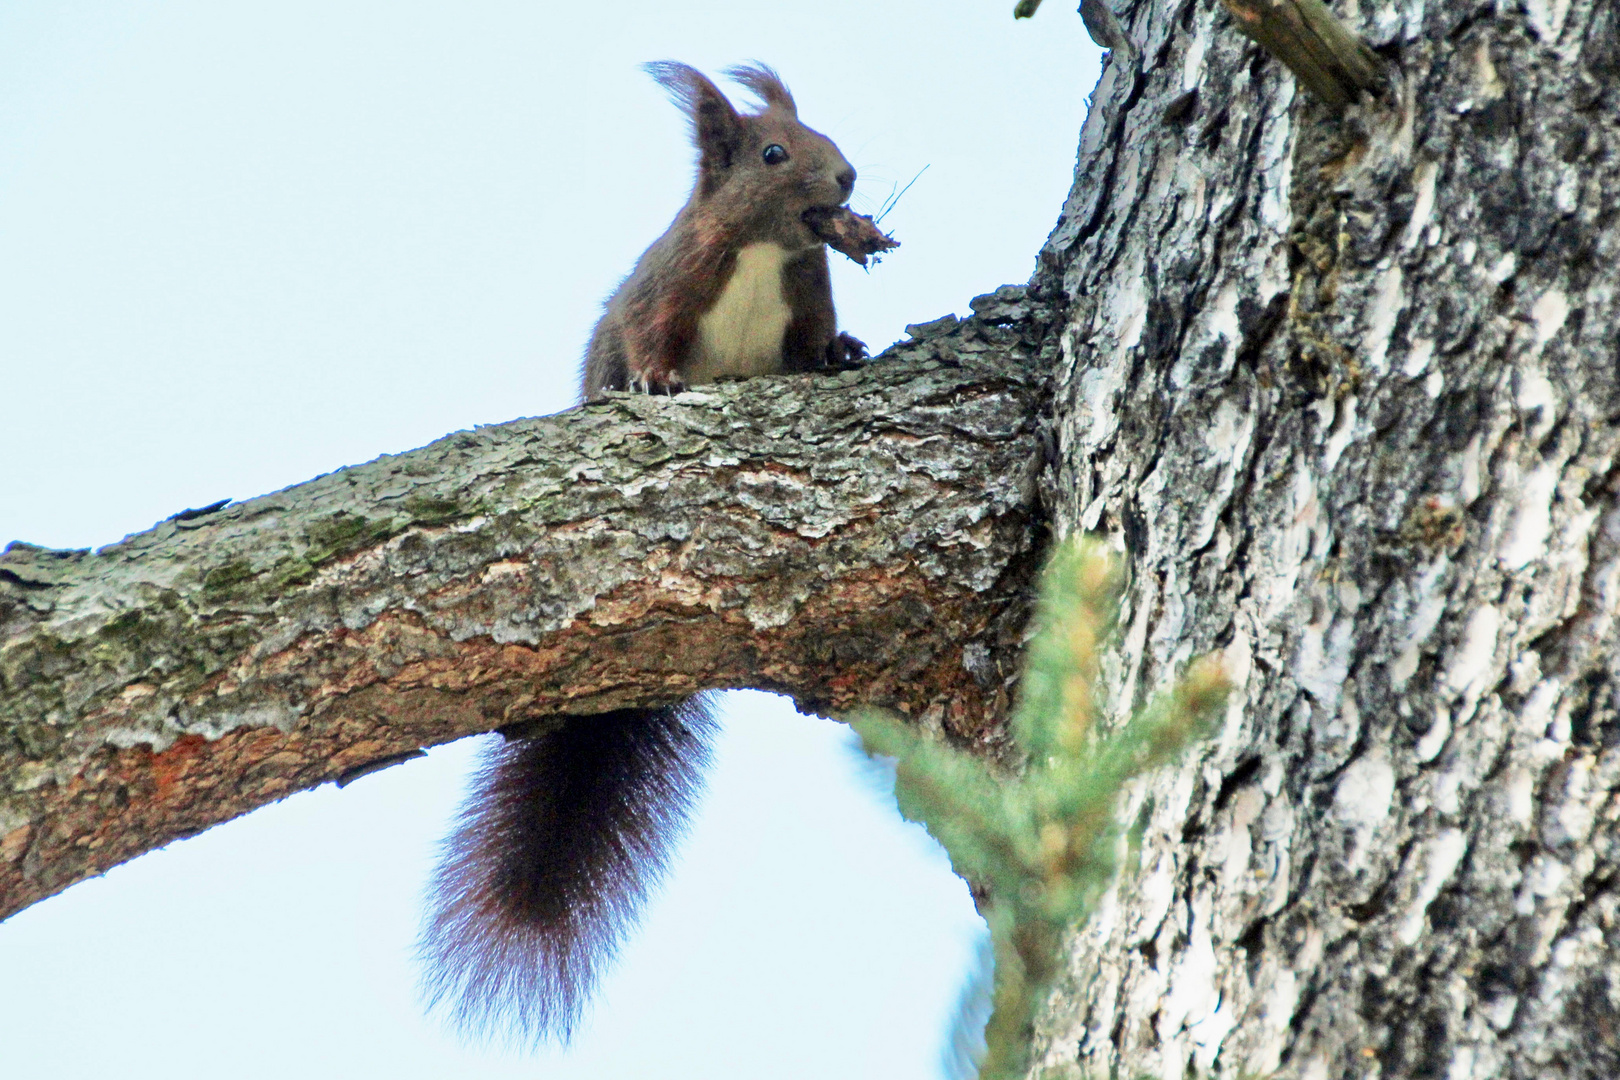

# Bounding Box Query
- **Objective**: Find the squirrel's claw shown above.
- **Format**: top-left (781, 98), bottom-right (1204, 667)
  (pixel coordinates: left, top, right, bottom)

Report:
top-left (626, 374), bottom-right (686, 396)
top-left (825, 331), bottom-right (869, 370)
top-left (630, 374), bottom-right (687, 396)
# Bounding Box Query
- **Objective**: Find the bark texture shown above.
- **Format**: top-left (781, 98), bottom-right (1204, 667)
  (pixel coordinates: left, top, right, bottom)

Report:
top-left (8, 0), bottom-right (1619, 1073)
top-left (1030, 0), bottom-right (1620, 1076)
top-left (0, 326), bottom-right (1055, 920)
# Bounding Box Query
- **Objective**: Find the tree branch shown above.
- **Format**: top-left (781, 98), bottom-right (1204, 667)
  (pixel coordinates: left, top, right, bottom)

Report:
top-left (1, 299), bottom-right (1054, 919)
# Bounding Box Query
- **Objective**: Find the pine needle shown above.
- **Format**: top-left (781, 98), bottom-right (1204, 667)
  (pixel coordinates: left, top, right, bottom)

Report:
top-left (852, 537), bottom-right (1230, 1080)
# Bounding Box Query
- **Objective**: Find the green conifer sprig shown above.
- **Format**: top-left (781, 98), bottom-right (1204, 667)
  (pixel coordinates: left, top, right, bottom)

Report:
top-left (853, 537), bottom-right (1230, 1080)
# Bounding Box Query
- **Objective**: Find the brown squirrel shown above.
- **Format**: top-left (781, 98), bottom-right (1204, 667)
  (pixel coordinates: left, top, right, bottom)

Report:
top-left (583, 61), bottom-right (866, 396)
top-left (418, 62), bottom-right (865, 1045)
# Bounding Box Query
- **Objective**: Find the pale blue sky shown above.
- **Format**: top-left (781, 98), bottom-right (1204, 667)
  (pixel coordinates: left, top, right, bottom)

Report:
top-left (0, 3), bottom-right (1101, 1077)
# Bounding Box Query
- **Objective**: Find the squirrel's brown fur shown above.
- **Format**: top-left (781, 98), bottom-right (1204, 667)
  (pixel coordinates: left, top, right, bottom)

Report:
top-left (420, 63), bottom-right (863, 1046)
top-left (582, 62), bottom-right (862, 396)
top-left (419, 699), bottom-right (718, 1044)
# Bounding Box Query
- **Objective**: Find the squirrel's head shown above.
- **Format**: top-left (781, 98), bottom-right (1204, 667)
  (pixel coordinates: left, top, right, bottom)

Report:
top-left (646, 61), bottom-right (856, 249)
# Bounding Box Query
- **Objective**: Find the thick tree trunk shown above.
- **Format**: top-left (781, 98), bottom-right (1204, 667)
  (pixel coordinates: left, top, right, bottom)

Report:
top-left (1029, 0), bottom-right (1620, 1075)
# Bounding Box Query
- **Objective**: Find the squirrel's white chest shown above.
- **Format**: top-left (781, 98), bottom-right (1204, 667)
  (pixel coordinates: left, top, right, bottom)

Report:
top-left (687, 242), bottom-right (792, 383)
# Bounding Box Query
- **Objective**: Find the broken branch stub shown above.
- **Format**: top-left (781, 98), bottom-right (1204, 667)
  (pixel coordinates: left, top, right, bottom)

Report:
top-left (1221, 0), bottom-right (1387, 110)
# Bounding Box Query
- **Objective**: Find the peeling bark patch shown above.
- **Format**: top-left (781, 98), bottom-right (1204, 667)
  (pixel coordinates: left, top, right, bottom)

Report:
top-left (1396, 827), bottom-right (1468, 944)
top-left (1445, 605), bottom-right (1501, 697)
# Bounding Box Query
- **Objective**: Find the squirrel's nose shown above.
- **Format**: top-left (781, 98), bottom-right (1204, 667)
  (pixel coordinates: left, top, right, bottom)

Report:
top-left (836, 167), bottom-right (856, 200)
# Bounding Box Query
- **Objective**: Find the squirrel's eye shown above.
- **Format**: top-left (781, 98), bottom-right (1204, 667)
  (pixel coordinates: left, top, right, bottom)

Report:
top-left (762, 144), bottom-right (789, 165)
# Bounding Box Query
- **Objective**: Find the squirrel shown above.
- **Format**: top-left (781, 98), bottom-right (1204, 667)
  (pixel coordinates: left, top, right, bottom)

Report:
top-left (418, 62), bottom-right (865, 1045)
top-left (583, 61), bottom-right (866, 396)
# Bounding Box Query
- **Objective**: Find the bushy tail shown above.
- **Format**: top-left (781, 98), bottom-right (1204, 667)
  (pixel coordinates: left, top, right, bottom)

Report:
top-left (418, 695), bottom-right (719, 1045)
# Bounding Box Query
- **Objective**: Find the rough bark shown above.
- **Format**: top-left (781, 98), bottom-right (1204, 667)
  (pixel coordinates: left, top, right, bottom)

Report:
top-left (8, 1), bottom-right (1619, 1075)
top-left (0, 318), bottom-right (1055, 920)
top-left (1030, 0), bottom-right (1620, 1076)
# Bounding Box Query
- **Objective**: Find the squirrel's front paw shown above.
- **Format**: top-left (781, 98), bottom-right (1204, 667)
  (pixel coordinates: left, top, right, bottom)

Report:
top-left (629, 374), bottom-right (688, 396)
top-left (826, 331), bottom-right (868, 370)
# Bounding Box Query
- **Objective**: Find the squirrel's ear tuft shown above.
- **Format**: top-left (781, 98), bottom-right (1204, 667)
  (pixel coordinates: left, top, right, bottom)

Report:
top-left (644, 61), bottom-right (744, 174)
top-left (724, 62), bottom-right (797, 117)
